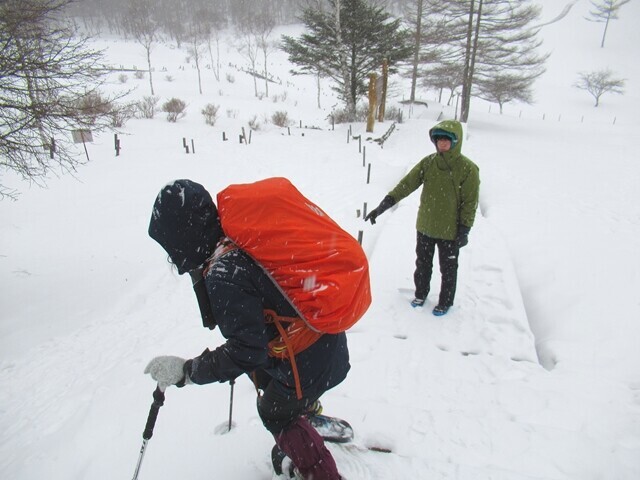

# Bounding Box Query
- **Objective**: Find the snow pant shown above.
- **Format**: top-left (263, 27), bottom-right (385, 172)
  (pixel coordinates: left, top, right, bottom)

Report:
top-left (414, 231), bottom-right (460, 307)
top-left (254, 370), bottom-right (340, 480)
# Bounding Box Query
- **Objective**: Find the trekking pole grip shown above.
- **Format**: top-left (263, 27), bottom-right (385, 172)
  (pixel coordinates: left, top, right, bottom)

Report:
top-left (143, 386), bottom-right (165, 440)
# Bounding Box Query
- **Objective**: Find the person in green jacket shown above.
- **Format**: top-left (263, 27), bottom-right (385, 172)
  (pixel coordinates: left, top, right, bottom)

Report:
top-left (365, 119), bottom-right (480, 316)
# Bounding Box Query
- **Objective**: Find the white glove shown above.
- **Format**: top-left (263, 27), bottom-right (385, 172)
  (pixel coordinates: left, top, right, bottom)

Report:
top-left (144, 356), bottom-right (190, 390)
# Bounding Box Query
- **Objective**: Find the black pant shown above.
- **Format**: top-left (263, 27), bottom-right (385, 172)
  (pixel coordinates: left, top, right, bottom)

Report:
top-left (253, 369), bottom-right (318, 435)
top-left (414, 231), bottom-right (460, 307)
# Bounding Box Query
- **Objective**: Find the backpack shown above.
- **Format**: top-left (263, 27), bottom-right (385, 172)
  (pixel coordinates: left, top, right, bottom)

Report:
top-left (216, 177), bottom-right (371, 334)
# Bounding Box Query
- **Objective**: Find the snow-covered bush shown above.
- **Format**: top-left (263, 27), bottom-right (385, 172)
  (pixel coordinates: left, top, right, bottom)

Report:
top-left (162, 97), bottom-right (187, 122)
top-left (271, 110), bottom-right (291, 127)
top-left (136, 96), bottom-right (159, 119)
top-left (201, 103), bottom-right (220, 126)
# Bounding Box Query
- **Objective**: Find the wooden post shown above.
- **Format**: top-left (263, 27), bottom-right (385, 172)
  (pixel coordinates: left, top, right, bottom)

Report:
top-left (366, 163), bottom-right (371, 184)
top-left (114, 134), bottom-right (120, 156)
top-left (191, 139), bottom-right (195, 153)
top-left (366, 73), bottom-right (377, 133)
top-left (363, 202), bottom-right (368, 218)
top-left (377, 59), bottom-right (388, 122)
top-left (223, 132), bottom-right (227, 141)
top-left (362, 146), bottom-right (366, 167)
top-left (80, 131), bottom-right (90, 162)
top-left (357, 230), bottom-right (363, 246)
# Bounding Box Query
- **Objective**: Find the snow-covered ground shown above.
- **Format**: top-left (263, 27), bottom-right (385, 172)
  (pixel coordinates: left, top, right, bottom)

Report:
top-left (1, 1), bottom-right (639, 478)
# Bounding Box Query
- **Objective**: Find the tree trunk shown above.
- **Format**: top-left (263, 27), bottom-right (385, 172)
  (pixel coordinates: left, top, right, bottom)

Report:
top-left (460, 0), bottom-right (475, 123)
top-left (465, 0), bottom-right (483, 121)
top-left (410, 0), bottom-right (424, 103)
top-left (194, 45), bottom-right (202, 94)
top-left (263, 50), bottom-right (269, 97)
top-left (146, 46), bottom-right (154, 95)
top-left (208, 37), bottom-right (220, 82)
top-left (461, 0), bottom-right (483, 123)
top-left (601, 9), bottom-right (611, 47)
top-left (335, 0), bottom-right (355, 117)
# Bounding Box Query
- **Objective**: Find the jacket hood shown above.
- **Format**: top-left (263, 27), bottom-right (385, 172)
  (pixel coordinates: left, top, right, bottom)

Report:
top-left (148, 179), bottom-right (223, 275)
top-left (429, 119), bottom-right (464, 156)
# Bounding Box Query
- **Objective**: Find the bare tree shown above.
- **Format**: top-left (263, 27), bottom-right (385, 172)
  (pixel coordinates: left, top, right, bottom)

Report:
top-left (0, 0), bottom-right (122, 199)
top-left (186, 11), bottom-right (210, 95)
top-left (126, 0), bottom-right (159, 95)
top-left (574, 69), bottom-right (625, 107)
top-left (586, 0), bottom-right (631, 48)
top-left (254, 9), bottom-right (276, 98)
top-left (422, 63), bottom-right (464, 105)
top-left (207, 31), bottom-right (222, 82)
top-left (476, 73), bottom-right (534, 113)
top-left (188, 33), bottom-right (205, 95)
top-left (236, 27), bottom-right (260, 97)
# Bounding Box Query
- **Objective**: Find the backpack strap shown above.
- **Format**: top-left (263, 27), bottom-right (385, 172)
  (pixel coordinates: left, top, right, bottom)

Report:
top-left (264, 309), bottom-right (323, 400)
top-left (205, 237), bottom-right (324, 399)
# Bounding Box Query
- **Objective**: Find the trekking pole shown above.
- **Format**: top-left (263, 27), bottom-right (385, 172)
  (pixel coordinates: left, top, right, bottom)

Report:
top-left (228, 378), bottom-right (235, 432)
top-left (132, 386), bottom-right (165, 480)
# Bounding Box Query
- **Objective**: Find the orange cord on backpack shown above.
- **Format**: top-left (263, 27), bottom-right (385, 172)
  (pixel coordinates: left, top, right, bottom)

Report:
top-left (264, 309), bottom-right (322, 400)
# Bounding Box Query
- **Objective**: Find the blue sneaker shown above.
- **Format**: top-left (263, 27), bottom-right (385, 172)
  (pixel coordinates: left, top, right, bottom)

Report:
top-left (432, 305), bottom-right (450, 316)
top-left (411, 298), bottom-right (426, 308)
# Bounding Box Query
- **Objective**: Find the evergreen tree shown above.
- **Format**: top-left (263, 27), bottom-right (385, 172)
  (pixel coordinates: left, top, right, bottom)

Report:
top-left (282, 0), bottom-right (413, 118)
top-left (410, 0), bottom-right (547, 122)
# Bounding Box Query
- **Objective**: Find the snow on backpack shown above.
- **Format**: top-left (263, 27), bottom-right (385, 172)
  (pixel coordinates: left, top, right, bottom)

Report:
top-left (216, 177), bottom-right (371, 333)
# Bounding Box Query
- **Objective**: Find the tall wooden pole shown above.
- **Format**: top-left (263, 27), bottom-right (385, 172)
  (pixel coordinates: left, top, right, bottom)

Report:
top-left (378, 59), bottom-right (388, 122)
top-left (366, 73), bottom-right (377, 133)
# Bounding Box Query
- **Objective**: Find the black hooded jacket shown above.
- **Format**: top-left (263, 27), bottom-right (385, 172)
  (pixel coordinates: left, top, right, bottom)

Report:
top-left (148, 180), bottom-right (350, 400)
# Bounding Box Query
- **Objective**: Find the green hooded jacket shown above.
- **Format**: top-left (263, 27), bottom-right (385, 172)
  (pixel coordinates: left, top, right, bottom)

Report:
top-left (388, 120), bottom-right (480, 240)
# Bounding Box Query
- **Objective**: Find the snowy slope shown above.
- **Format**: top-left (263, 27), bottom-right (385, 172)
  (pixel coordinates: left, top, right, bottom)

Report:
top-left (1, 1), bottom-right (640, 479)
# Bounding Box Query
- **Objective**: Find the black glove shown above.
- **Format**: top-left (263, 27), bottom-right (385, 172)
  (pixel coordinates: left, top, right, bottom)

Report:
top-left (364, 195), bottom-right (396, 225)
top-left (456, 225), bottom-right (471, 248)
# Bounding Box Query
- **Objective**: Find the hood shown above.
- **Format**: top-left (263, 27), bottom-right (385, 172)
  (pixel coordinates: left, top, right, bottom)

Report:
top-left (429, 119), bottom-right (464, 156)
top-left (148, 179), bottom-right (223, 275)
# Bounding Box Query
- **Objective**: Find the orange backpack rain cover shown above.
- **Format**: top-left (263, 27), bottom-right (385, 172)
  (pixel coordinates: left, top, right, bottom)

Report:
top-left (217, 177), bottom-right (371, 333)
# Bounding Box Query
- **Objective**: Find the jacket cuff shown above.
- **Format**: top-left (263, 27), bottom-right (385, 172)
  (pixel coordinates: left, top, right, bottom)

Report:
top-left (183, 350), bottom-right (220, 385)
